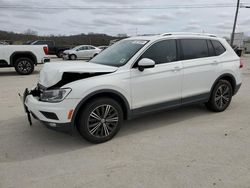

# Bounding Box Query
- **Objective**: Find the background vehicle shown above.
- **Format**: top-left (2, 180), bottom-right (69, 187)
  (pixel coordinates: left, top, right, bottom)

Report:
top-left (0, 45), bottom-right (49, 75)
top-left (27, 40), bottom-right (71, 58)
top-left (63, 45), bottom-right (101, 60)
top-left (97, 46), bottom-right (108, 50)
top-left (24, 33), bottom-right (242, 143)
top-left (0, 41), bottom-right (9, 45)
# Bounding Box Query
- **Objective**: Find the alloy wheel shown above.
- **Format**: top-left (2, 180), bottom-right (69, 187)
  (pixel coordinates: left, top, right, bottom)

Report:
top-left (87, 104), bottom-right (119, 138)
top-left (214, 84), bottom-right (230, 109)
top-left (17, 60), bottom-right (32, 74)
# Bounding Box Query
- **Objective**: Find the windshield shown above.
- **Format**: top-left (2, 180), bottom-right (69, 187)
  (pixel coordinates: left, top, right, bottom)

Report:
top-left (72, 45), bottom-right (82, 50)
top-left (90, 40), bottom-right (148, 67)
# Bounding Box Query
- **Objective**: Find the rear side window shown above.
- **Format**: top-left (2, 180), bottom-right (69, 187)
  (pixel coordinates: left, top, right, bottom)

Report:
top-left (140, 40), bottom-right (177, 64)
top-left (211, 40), bottom-right (226, 55)
top-left (207, 40), bottom-right (216, 56)
top-left (180, 39), bottom-right (209, 60)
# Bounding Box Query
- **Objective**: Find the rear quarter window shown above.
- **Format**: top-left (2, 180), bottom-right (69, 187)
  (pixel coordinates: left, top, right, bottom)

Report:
top-left (180, 39), bottom-right (209, 60)
top-left (211, 40), bottom-right (226, 55)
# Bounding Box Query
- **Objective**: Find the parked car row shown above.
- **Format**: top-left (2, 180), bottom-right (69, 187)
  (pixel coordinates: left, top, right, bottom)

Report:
top-left (0, 41), bottom-right (109, 75)
top-left (24, 40), bottom-right (71, 58)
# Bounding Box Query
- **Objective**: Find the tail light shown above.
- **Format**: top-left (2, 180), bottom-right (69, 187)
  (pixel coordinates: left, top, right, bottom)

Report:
top-left (43, 46), bottom-right (49, 55)
top-left (239, 58), bottom-right (244, 69)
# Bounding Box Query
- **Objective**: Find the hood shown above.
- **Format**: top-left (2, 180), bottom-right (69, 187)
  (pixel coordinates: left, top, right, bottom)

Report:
top-left (38, 61), bottom-right (118, 88)
top-left (63, 49), bottom-right (74, 54)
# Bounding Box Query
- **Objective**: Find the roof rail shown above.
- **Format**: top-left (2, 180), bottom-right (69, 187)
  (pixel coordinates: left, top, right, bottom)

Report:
top-left (161, 32), bottom-right (217, 37)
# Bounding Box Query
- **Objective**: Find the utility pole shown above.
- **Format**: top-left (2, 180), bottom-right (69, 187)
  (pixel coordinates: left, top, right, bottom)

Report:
top-left (230, 0), bottom-right (240, 46)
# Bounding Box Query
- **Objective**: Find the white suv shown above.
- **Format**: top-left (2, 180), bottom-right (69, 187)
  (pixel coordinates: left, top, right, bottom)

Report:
top-left (23, 33), bottom-right (242, 143)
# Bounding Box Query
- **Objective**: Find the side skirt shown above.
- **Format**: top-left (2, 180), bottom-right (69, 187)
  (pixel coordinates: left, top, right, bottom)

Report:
top-left (130, 92), bottom-right (210, 119)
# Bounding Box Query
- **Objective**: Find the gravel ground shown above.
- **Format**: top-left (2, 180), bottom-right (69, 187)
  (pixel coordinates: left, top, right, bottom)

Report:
top-left (0, 56), bottom-right (250, 188)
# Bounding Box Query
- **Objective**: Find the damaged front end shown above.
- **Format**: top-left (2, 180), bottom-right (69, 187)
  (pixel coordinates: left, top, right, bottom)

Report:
top-left (21, 62), bottom-right (118, 127)
top-left (29, 71), bottom-right (112, 102)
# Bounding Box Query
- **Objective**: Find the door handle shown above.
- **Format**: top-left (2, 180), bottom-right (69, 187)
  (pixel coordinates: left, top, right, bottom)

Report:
top-left (171, 67), bottom-right (181, 72)
top-left (211, 61), bottom-right (219, 65)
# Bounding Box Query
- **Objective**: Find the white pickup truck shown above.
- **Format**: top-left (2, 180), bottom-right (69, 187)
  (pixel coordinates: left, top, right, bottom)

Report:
top-left (0, 45), bottom-right (50, 75)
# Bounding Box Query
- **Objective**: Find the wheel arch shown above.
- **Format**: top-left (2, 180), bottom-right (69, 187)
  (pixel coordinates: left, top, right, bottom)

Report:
top-left (10, 51), bottom-right (37, 66)
top-left (72, 89), bottom-right (131, 128)
top-left (210, 73), bottom-right (237, 95)
top-left (69, 54), bottom-right (77, 59)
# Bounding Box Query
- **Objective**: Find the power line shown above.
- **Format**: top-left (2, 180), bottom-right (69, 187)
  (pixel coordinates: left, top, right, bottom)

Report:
top-left (0, 4), bottom-right (244, 10)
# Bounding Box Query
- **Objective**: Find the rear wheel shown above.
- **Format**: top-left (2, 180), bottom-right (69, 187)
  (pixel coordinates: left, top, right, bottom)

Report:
top-left (69, 54), bottom-right (77, 60)
top-left (77, 98), bottom-right (123, 143)
top-left (206, 80), bottom-right (233, 112)
top-left (14, 58), bottom-right (34, 75)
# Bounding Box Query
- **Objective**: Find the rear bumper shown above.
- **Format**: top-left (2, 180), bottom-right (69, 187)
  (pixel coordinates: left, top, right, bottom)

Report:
top-left (234, 83), bottom-right (242, 95)
top-left (41, 58), bottom-right (50, 64)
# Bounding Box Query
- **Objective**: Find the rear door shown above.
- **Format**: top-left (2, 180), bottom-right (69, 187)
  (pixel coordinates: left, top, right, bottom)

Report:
top-left (86, 46), bottom-right (96, 58)
top-left (179, 39), bottom-right (221, 103)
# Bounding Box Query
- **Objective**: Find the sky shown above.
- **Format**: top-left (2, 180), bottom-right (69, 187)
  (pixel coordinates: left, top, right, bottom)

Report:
top-left (0, 0), bottom-right (250, 37)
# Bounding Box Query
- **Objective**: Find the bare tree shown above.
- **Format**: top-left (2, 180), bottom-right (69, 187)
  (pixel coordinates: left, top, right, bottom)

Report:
top-left (24, 29), bottom-right (38, 36)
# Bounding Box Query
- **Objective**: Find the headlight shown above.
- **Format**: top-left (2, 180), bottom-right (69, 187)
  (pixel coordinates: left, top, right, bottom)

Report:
top-left (40, 88), bottom-right (71, 102)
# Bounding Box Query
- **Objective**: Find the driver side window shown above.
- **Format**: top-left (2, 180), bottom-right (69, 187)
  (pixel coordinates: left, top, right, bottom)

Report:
top-left (78, 46), bottom-right (86, 51)
top-left (136, 40), bottom-right (177, 66)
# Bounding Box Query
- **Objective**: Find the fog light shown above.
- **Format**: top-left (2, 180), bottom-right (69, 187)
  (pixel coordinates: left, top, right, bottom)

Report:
top-left (48, 123), bottom-right (57, 127)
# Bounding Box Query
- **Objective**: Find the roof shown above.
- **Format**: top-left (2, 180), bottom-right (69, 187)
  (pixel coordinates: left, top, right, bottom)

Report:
top-left (125, 32), bottom-right (219, 41)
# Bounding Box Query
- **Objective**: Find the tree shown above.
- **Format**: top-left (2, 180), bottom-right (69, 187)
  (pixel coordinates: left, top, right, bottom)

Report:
top-left (24, 29), bottom-right (38, 36)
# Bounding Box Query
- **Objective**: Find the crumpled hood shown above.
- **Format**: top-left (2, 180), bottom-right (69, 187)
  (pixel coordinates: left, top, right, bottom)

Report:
top-left (63, 49), bottom-right (75, 54)
top-left (38, 61), bottom-right (118, 88)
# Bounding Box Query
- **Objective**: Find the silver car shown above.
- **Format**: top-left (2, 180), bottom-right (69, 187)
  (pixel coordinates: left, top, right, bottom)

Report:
top-left (63, 45), bottom-right (101, 60)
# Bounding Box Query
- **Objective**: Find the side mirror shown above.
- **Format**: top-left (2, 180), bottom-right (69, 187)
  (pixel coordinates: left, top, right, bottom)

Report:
top-left (138, 58), bottom-right (155, 71)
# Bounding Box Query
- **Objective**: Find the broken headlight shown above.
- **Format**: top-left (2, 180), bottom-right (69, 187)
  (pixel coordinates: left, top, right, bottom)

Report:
top-left (40, 88), bottom-right (71, 102)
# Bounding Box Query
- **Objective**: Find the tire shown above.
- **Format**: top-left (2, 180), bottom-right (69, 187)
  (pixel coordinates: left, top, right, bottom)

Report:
top-left (206, 79), bottom-right (233, 112)
top-left (69, 54), bottom-right (77, 60)
top-left (14, 58), bottom-right (34, 75)
top-left (77, 98), bottom-right (123, 143)
top-left (56, 51), bottom-right (64, 58)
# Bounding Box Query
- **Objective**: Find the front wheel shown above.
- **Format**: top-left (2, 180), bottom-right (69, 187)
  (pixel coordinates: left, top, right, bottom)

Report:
top-left (77, 98), bottom-right (123, 143)
top-left (14, 58), bottom-right (34, 75)
top-left (69, 54), bottom-right (77, 60)
top-left (206, 80), bottom-right (233, 112)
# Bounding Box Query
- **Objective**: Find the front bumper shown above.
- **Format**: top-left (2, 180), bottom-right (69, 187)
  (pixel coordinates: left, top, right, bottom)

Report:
top-left (62, 54), bottom-right (69, 60)
top-left (23, 88), bottom-right (80, 132)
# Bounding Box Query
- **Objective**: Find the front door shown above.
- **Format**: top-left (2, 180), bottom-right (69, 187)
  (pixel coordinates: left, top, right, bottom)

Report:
top-left (130, 39), bottom-right (183, 110)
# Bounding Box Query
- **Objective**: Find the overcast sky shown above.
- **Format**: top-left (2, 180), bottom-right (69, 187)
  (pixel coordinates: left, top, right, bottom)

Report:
top-left (0, 0), bottom-right (250, 37)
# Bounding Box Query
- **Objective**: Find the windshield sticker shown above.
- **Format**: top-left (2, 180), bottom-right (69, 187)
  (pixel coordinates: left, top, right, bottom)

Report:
top-left (120, 58), bottom-right (126, 64)
top-left (132, 41), bottom-right (147, 45)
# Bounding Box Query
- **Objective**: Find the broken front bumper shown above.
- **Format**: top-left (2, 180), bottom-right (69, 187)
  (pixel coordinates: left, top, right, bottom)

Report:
top-left (22, 88), bottom-right (79, 132)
